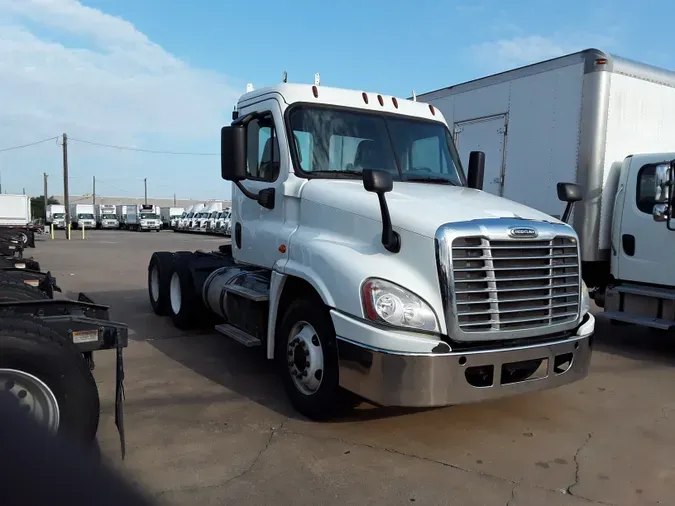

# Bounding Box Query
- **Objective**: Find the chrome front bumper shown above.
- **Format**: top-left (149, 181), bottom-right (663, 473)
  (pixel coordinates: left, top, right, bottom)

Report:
top-left (337, 313), bottom-right (594, 408)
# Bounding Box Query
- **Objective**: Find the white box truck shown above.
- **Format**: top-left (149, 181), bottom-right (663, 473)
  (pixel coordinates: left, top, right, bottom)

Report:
top-left (417, 48), bottom-right (675, 289)
top-left (0, 194), bottom-right (36, 246)
top-left (69, 204), bottom-right (96, 229)
top-left (160, 207), bottom-right (184, 229)
top-left (96, 204), bottom-right (119, 229)
top-left (46, 204), bottom-right (67, 229)
top-left (137, 204), bottom-right (161, 232)
top-left (146, 79), bottom-right (594, 419)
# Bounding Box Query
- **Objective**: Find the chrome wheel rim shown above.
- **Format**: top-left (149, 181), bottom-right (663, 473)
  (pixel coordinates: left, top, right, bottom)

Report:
top-left (287, 321), bottom-right (324, 396)
top-left (150, 264), bottom-right (160, 302)
top-left (1, 368), bottom-right (60, 432)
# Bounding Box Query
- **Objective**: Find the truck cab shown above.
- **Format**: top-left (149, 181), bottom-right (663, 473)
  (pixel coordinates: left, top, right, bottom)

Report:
top-left (138, 204), bottom-right (161, 232)
top-left (593, 153), bottom-right (675, 329)
top-left (148, 80), bottom-right (594, 419)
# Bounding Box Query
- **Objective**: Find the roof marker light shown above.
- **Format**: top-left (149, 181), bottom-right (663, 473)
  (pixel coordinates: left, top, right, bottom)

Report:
top-left (429, 104), bottom-right (435, 115)
top-left (377, 94), bottom-right (384, 106)
top-left (595, 58), bottom-right (607, 65)
top-left (246, 83), bottom-right (254, 92)
top-left (314, 73), bottom-right (320, 86)
top-left (392, 97), bottom-right (399, 109)
top-left (312, 85), bottom-right (319, 98)
top-left (362, 92), bottom-right (369, 104)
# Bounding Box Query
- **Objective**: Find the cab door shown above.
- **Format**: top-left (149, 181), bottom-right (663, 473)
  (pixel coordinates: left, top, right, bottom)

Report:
top-left (615, 155), bottom-right (675, 286)
top-left (232, 97), bottom-right (290, 269)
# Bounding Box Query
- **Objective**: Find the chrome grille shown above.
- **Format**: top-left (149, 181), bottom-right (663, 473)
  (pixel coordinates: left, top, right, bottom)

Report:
top-left (451, 236), bottom-right (580, 332)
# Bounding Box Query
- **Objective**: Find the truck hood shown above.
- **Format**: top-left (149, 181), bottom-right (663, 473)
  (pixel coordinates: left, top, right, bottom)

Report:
top-left (300, 179), bottom-right (563, 238)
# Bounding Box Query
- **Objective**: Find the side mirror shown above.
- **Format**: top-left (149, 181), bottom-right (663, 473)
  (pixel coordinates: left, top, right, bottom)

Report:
top-left (363, 168), bottom-right (393, 194)
top-left (221, 125), bottom-right (247, 181)
top-left (362, 169), bottom-right (400, 253)
top-left (653, 203), bottom-right (669, 222)
top-left (556, 182), bottom-right (582, 224)
top-left (654, 163), bottom-right (672, 203)
top-left (467, 151), bottom-right (485, 190)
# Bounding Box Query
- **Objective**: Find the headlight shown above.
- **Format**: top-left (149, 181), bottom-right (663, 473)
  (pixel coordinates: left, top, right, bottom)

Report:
top-left (362, 278), bottom-right (439, 332)
top-left (581, 280), bottom-right (590, 316)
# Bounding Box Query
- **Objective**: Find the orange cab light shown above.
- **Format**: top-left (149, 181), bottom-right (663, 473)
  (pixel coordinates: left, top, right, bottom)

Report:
top-left (312, 85), bottom-right (319, 98)
top-left (377, 94), bottom-right (384, 106)
top-left (392, 97), bottom-right (399, 108)
top-left (362, 92), bottom-right (369, 104)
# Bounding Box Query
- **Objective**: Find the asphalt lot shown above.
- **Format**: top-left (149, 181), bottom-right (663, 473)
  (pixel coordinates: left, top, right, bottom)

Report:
top-left (29, 229), bottom-right (675, 506)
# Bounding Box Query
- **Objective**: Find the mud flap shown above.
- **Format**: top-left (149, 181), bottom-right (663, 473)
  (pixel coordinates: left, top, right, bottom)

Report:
top-left (115, 340), bottom-right (126, 459)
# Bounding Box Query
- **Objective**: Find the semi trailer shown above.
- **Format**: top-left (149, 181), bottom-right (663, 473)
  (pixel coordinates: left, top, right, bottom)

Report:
top-left (147, 79), bottom-right (594, 419)
top-left (418, 48), bottom-right (675, 289)
top-left (161, 207), bottom-right (184, 229)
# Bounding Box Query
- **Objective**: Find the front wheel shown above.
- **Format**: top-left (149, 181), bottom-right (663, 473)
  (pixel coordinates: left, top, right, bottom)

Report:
top-left (276, 297), bottom-right (350, 420)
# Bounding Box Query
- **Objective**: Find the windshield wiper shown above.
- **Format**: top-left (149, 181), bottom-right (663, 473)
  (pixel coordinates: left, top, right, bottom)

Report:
top-left (404, 176), bottom-right (457, 186)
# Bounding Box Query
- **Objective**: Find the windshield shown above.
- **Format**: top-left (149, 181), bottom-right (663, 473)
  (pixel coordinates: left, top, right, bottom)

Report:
top-left (171, 215), bottom-right (182, 219)
top-left (78, 213), bottom-right (94, 219)
top-left (103, 215), bottom-right (117, 220)
top-left (53, 213), bottom-right (65, 219)
top-left (210, 212), bottom-right (218, 218)
top-left (288, 106), bottom-right (465, 185)
top-left (140, 213), bottom-right (158, 220)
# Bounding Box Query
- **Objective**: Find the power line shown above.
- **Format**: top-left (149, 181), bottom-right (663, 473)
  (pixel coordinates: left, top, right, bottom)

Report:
top-left (0, 136), bottom-right (59, 153)
top-left (68, 137), bottom-right (218, 156)
top-left (95, 178), bottom-right (132, 194)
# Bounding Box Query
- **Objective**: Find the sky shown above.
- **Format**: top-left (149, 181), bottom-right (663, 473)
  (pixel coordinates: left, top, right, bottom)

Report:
top-left (0, 0), bottom-right (672, 201)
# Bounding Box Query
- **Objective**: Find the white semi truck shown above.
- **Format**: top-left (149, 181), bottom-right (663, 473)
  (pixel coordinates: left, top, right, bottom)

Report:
top-left (200, 202), bottom-right (223, 232)
top-left (69, 204), bottom-right (96, 229)
top-left (46, 204), bottom-right (67, 229)
top-left (96, 204), bottom-right (119, 229)
top-left (417, 48), bottom-right (675, 291)
top-left (147, 80), bottom-right (594, 419)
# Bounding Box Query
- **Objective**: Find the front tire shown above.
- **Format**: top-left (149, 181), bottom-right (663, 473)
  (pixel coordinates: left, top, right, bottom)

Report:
top-left (276, 297), bottom-right (347, 420)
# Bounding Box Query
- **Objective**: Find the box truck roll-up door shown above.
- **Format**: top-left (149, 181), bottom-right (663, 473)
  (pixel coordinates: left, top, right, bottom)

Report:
top-left (453, 114), bottom-right (507, 196)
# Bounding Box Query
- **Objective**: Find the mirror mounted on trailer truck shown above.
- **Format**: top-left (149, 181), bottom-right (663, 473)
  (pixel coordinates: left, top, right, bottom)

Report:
top-left (652, 160), bottom-right (675, 230)
top-left (362, 169), bottom-right (400, 253)
top-left (221, 124), bottom-right (275, 210)
top-left (467, 151), bottom-right (485, 190)
top-left (557, 182), bottom-right (582, 223)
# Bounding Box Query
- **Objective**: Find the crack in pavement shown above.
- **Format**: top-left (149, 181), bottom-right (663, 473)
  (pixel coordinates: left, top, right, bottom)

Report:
top-left (221, 417), bottom-right (289, 487)
top-left (282, 427), bottom-right (617, 506)
top-left (565, 432), bottom-right (593, 497)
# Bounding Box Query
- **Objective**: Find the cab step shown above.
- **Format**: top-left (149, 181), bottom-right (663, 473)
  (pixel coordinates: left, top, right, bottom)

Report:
top-left (602, 311), bottom-right (674, 330)
top-left (214, 323), bottom-right (262, 347)
top-left (223, 283), bottom-right (269, 302)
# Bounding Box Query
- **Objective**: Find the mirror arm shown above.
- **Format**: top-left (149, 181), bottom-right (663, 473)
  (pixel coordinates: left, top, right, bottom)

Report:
top-left (561, 202), bottom-right (574, 224)
top-left (234, 181), bottom-right (275, 210)
top-left (376, 193), bottom-right (400, 253)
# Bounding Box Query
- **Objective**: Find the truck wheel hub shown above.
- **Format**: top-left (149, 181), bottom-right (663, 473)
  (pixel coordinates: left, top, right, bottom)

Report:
top-left (0, 368), bottom-right (60, 433)
top-left (287, 321), bottom-right (323, 395)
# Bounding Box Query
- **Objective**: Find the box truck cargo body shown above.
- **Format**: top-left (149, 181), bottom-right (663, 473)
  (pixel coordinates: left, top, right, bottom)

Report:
top-left (96, 204), bottom-right (118, 229)
top-left (0, 195), bottom-right (31, 227)
top-left (418, 48), bottom-right (675, 285)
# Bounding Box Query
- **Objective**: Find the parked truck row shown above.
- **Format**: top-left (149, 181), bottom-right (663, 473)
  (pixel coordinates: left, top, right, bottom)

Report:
top-left (173, 202), bottom-right (232, 236)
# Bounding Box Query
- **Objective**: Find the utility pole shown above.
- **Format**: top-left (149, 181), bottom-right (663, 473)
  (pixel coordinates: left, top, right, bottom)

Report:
top-left (22, 188), bottom-right (25, 195)
top-left (93, 176), bottom-right (96, 206)
top-left (43, 173), bottom-right (48, 221)
top-left (144, 178), bottom-right (147, 205)
top-left (62, 133), bottom-right (70, 238)
top-left (173, 193), bottom-right (176, 206)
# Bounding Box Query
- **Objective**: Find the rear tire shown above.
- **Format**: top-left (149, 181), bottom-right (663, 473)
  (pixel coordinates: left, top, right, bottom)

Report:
top-left (0, 317), bottom-right (100, 443)
top-left (276, 296), bottom-right (349, 420)
top-left (168, 258), bottom-right (201, 330)
top-left (0, 279), bottom-right (48, 302)
top-left (148, 252), bottom-right (175, 316)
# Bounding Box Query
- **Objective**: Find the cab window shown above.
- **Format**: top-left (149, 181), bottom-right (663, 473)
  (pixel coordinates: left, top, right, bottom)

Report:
top-left (636, 164), bottom-right (657, 214)
top-left (246, 114), bottom-right (280, 182)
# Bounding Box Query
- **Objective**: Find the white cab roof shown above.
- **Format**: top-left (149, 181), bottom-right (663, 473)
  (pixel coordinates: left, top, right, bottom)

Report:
top-left (237, 83), bottom-right (447, 124)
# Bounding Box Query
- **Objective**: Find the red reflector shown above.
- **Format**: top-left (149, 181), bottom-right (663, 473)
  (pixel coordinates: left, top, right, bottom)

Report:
top-left (595, 58), bottom-right (607, 65)
top-left (312, 85), bottom-right (318, 98)
top-left (392, 97), bottom-right (398, 108)
top-left (377, 94), bottom-right (384, 106)
top-left (362, 92), bottom-right (369, 104)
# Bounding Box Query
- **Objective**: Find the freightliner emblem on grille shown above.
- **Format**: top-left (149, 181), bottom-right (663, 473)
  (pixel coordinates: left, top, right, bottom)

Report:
top-left (508, 227), bottom-right (538, 238)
